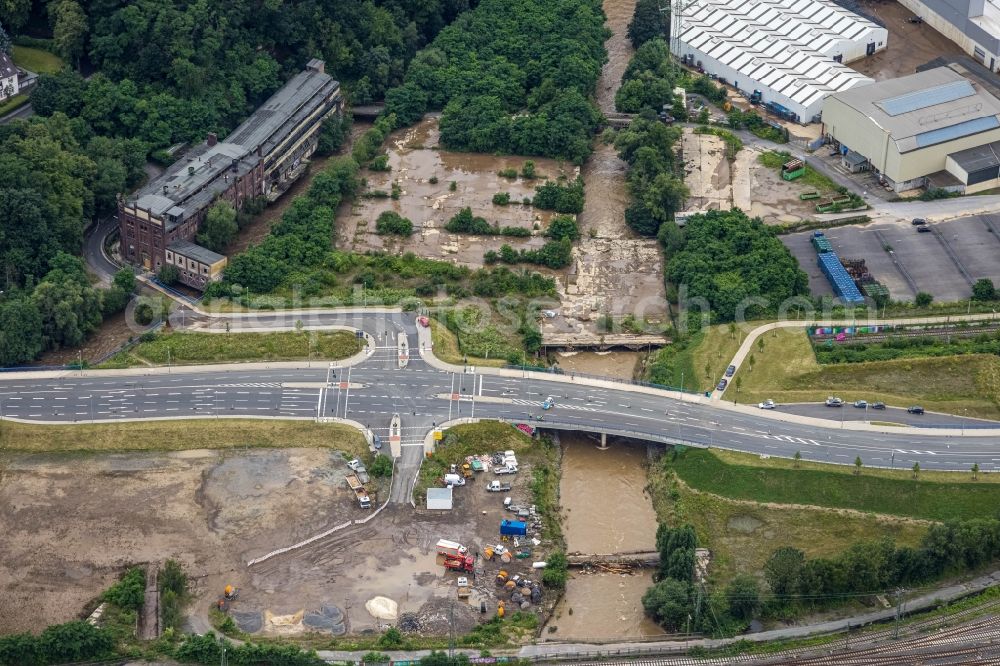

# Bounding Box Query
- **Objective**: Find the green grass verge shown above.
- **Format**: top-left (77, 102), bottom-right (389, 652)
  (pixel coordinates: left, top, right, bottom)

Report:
top-left (11, 45), bottom-right (64, 73)
top-left (428, 318), bottom-right (507, 368)
top-left (0, 93), bottom-right (29, 116)
top-left (757, 150), bottom-right (840, 194)
top-left (100, 330), bottom-right (362, 367)
top-left (733, 329), bottom-right (1000, 420)
top-left (416, 421), bottom-right (533, 503)
top-left (666, 448), bottom-right (1000, 522)
top-left (649, 458), bottom-right (928, 586)
top-left (0, 419), bottom-right (365, 454)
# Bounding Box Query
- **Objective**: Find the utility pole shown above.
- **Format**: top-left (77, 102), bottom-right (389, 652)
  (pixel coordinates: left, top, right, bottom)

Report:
top-left (893, 588), bottom-right (904, 639)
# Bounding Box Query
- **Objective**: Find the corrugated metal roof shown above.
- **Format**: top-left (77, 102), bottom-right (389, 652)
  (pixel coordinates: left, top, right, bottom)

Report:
top-left (947, 139), bottom-right (1000, 172)
top-left (915, 116), bottom-right (1000, 148)
top-left (876, 80), bottom-right (976, 116)
top-left (676, 0), bottom-right (879, 111)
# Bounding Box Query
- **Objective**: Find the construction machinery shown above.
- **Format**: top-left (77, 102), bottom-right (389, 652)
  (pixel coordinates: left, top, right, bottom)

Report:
top-left (443, 553), bottom-right (475, 573)
top-left (495, 569), bottom-right (509, 586)
top-left (346, 474), bottom-right (372, 509)
top-left (497, 601), bottom-right (505, 618)
top-left (457, 576), bottom-right (471, 599)
top-left (436, 539), bottom-right (468, 558)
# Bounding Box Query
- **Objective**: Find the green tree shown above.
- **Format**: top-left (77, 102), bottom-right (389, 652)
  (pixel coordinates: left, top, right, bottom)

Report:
top-left (544, 215), bottom-right (580, 241)
top-left (197, 200), bottom-right (238, 252)
top-left (370, 455), bottom-right (393, 478)
top-left (972, 462), bottom-right (980, 480)
top-left (113, 268), bottom-right (136, 294)
top-left (0, 0), bottom-right (31, 30)
top-left (0, 20), bottom-right (10, 55)
top-left (53, 0), bottom-right (88, 67)
top-left (316, 114), bottom-right (350, 156)
top-left (37, 621), bottom-right (114, 664)
top-left (726, 574), bottom-right (761, 621)
top-left (0, 296), bottom-right (43, 366)
top-left (158, 264), bottom-right (180, 286)
top-left (378, 626), bottom-right (405, 648)
top-left (793, 450), bottom-right (801, 468)
top-left (915, 292), bottom-right (933, 307)
top-left (627, 0), bottom-right (669, 48)
top-left (973, 278), bottom-right (996, 301)
top-left (102, 567), bottom-right (145, 611)
top-left (764, 546), bottom-right (805, 598)
top-left (912, 462), bottom-right (920, 479)
top-left (854, 456), bottom-right (863, 475)
top-left (375, 210), bottom-right (414, 236)
top-left (642, 578), bottom-right (692, 630)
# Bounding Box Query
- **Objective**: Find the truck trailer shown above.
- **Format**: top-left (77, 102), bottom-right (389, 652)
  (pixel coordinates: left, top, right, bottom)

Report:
top-left (345, 474), bottom-right (371, 509)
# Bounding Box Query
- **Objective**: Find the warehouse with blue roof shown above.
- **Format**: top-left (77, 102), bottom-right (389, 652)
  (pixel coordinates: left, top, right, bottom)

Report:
top-left (821, 65), bottom-right (1000, 192)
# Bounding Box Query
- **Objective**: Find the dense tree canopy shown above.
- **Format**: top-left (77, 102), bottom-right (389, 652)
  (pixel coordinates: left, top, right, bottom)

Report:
top-left (22, 0), bottom-right (473, 148)
top-left (614, 115), bottom-right (687, 237)
top-left (627, 0), bottom-right (669, 49)
top-left (387, 0), bottom-right (610, 162)
top-left (615, 39), bottom-right (676, 114)
top-left (664, 209), bottom-right (809, 321)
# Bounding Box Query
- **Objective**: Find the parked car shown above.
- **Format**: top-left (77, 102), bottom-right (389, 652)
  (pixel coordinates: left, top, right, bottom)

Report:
top-left (825, 396), bottom-right (844, 407)
top-left (872, 402), bottom-right (886, 410)
top-left (347, 459), bottom-right (366, 473)
top-left (907, 405), bottom-right (925, 414)
top-left (758, 399), bottom-right (776, 409)
top-left (911, 218), bottom-right (927, 225)
top-left (717, 379), bottom-right (728, 391)
top-left (417, 316), bottom-right (430, 327)
top-left (917, 225), bottom-right (932, 233)
top-left (725, 365), bottom-right (736, 377)
top-left (854, 400), bottom-right (867, 408)
top-left (542, 310), bottom-right (557, 318)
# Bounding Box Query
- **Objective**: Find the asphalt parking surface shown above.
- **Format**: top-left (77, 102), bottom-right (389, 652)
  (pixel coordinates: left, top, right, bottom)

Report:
top-left (784, 215), bottom-right (1000, 304)
top-left (769, 402), bottom-right (1000, 428)
top-left (935, 215), bottom-right (1000, 285)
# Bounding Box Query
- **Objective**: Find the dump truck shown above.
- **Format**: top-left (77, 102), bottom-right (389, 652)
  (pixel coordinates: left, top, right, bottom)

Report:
top-left (487, 480), bottom-right (512, 492)
top-left (436, 539), bottom-right (468, 558)
top-left (346, 474), bottom-right (371, 509)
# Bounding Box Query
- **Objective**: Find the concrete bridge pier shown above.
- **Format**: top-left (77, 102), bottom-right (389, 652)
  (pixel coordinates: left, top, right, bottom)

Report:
top-left (597, 432), bottom-right (608, 450)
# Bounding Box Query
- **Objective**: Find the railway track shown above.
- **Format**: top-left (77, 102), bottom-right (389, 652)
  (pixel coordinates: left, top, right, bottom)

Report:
top-left (542, 598), bottom-right (1000, 666)
top-left (811, 324), bottom-right (1000, 345)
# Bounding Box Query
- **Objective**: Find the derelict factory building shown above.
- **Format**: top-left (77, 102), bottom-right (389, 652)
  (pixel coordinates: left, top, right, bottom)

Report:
top-left (118, 59), bottom-right (343, 289)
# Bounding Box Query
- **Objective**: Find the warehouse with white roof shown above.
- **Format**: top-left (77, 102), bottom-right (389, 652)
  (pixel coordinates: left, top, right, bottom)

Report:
top-left (672, 0), bottom-right (888, 122)
top-left (822, 66), bottom-right (1000, 192)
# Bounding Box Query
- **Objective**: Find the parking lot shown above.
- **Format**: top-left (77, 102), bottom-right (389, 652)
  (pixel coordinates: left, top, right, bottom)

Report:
top-left (783, 215), bottom-right (1000, 303)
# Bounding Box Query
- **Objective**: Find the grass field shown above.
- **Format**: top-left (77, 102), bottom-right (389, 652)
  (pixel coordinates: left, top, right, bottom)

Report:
top-left (428, 318), bottom-right (507, 368)
top-left (649, 465), bottom-right (928, 585)
top-left (100, 330), bottom-right (362, 367)
top-left (758, 151), bottom-right (840, 194)
top-left (665, 448), bottom-right (1000, 522)
top-left (732, 329), bottom-right (1000, 419)
top-left (0, 419), bottom-right (365, 454)
top-left (11, 45), bottom-right (64, 73)
top-left (415, 421), bottom-right (532, 502)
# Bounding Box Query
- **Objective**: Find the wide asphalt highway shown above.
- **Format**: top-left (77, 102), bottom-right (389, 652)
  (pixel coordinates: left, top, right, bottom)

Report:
top-left (2, 311), bottom-right (999, 472)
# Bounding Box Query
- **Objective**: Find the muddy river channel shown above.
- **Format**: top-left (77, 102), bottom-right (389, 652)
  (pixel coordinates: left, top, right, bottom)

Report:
top-left (548, 432), bottom-right (663, 641)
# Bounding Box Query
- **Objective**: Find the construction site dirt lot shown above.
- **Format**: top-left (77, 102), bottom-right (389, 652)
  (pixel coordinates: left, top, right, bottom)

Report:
top-left (847, 0), bottom-right (965, 81)
top-left (782, 216), bottom-right (1000, 303)
top-left (338, 116), bottom-right (568, 267)
top-left (0, 445), bottom-right (553, 639)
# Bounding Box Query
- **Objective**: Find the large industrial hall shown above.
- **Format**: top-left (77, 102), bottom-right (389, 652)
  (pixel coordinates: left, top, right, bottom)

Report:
top-left (670, 0), bottom-right (887, 122)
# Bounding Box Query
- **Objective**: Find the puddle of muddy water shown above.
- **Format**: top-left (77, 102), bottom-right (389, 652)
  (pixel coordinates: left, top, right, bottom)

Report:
top-left (560, 433), bottom-right (658, 555)
top-left (555, 351), bottom-right (642, 380)
top-left (548, 570), bottom-right (662, 641)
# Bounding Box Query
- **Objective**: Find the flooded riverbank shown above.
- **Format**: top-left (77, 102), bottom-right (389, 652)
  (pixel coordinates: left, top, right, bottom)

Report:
top-left (547, 570), bottom-right (662, 641)
top-left (548, 430), bottom-right (662, 641)
top-left (560, 433), bottom-right (658, 555)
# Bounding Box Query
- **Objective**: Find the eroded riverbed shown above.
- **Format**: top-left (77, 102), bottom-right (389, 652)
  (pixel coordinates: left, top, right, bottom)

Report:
top-left (548, 431), bottom-right (662, 641)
